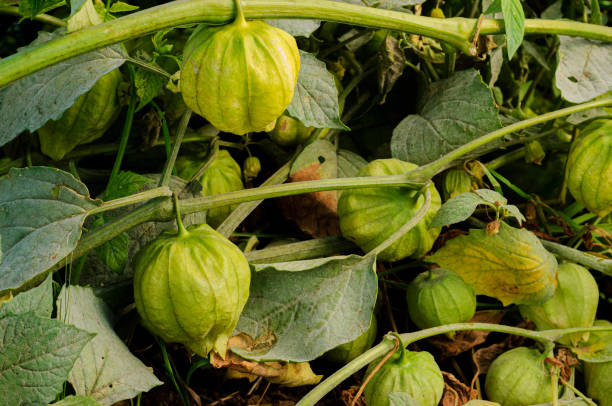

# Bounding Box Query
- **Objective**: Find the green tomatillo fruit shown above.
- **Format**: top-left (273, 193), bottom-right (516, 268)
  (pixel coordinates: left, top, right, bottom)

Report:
top-left (565, 119), bottom-right (612, 217)
top-left (38, 69), bottom-right (122, 161)
top-left (406, 268), bottom-right (476, 332)
top-left (363, 345), bottom-right (444, 406)
top-left (323, 315), bottom-right (377, 364)
top-left (133, 221), bottom-right (251, 357)
top-left (484, 347), bottom-right (554, 406)
top-left (338, 159), bottom-right (442, 262)
top-left (583, 320), bottom-right (612, 406)
top-left (267, 114), bottom-right (315, 146)
top-left (176, 150), bottom-right (244, 228)
top-left (519, 262), bottom-right (598, 346)
top-left (243, 156), bottom-right (261, 179)
top-left (441, 168), bottom-right (474, 200)
top-left (180, 6), bottom-right (300, 135)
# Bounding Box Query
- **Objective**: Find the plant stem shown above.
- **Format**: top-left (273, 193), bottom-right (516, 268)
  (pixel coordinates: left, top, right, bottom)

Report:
top-left (245, 236), bottom-right (357, 263)
top-left (125, 57), bottom-right (172, 78)
top-left (88, 186), bottom-right (173, 215)
top-left (216, 158), bottom-right (291, 238)
top-left (0, 6), bottom-right (66, 26)
top-left (541, 239), bottom-right (612, 276)
top-left (409, 97), bottom-right (612, 181)
top-left (296, 323), bottom-right (612, 406)
top-left (106, 65), bottom-right (137, 189)
top-left (2, 0), bottom-right (612, 87)
top-left (159, 109), bottom-right (191, 187)
top-left (366, 188), bottom-right (431, 258)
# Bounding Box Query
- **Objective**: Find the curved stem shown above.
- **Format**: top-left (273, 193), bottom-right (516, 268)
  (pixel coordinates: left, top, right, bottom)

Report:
top-left (0, 6), bottom-right (67, 26)
top-left (2, 0), bottom-right (612, 87)
top-left (408, 97), bottom-right (612, 181)
top-left (366, 188), bottom-right (432, 258)
top-left (233, 0), bottom-right (247, 24)
top-left (296, 323), bottom-right (612, 406)
top-left (173, 193), bottom-right (189, 236)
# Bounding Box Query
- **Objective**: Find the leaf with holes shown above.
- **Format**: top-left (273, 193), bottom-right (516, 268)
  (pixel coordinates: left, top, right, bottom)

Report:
top-left (0, 167), bottom-right (100, 293)
top-left (555, 36), bottom-right (612, 103)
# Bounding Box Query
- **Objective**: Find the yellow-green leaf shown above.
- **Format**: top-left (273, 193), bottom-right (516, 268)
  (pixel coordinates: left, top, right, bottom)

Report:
top-left (426, 223), bottom-right (557, 305)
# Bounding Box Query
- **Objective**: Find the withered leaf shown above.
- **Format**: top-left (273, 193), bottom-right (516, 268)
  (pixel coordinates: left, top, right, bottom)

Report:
top-left (441, 371), bottom-right (478, 406)
top-left (211, 335), bottom-right (322, 387)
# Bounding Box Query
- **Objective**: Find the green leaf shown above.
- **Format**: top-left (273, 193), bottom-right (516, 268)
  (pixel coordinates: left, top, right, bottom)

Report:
top-left (426, 223), bottom-right (557, 306)
top-left (0, 31), bottom-right (126, 147)
top-left (338, 149), bottom-right (368, 178)
top-left (67, 0), bottom-right (101, 32)
top-left (233, 255), bottom-right (377, 362)
top-left (501, 0), bottom-right (525, 59)
top-left (0, 312), bottom-right (94, 406)
top-left (389, 393), bottom-right (420, 406)
top-left (484, 0), bottom-right (502, 14)
top-left (555, 37), bottom-right (612, 103)
top-left (390, 69), bottom-right (501, 165)
top-left (103, 171), bottom-right (154, 201)
top-left (69, 0), bottom-right (87, 17)
top-left (18, 0), bottom-right (63, 19)
top-left (266, 19), bottom-right (320, 37)
top-left (108, 1), bottom-right (139, 12)
top-left (57, 286), bottom-right (162, 404)
top-left (0, 274), bottom-right (52, 318)
top-left (0, 167), bottom-right (99, 293)
top-left (49, 395), bottom-right (102, 406)
top-left (429, 192), bottom-right (485, 228)
top-left (95, 229), bottom-right (129, 274)
top-left (287, 51), bottom-right (348, 131)
top-left (134, 67), bottom-right (165, 111)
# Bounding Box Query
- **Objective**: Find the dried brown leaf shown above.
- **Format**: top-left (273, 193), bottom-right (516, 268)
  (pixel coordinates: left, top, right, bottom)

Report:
top-left (441, 371), bottom-right (478, 406)
top-left (211, 335), bottom-right (322, 387)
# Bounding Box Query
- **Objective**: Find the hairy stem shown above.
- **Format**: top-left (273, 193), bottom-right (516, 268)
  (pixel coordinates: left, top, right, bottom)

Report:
top-left (296, 323), bottom-right (612, 406)
top-left (2, 0), bottom-right (612, 87)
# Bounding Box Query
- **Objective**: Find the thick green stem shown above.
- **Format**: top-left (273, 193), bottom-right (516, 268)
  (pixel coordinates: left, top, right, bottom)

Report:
top-left (296, 323), bottom-right (612, 406)
top-left (542, 240), bottom-right (612, 276)
top-left (88, 186), bottom-right (173, 215)
top-left (2, 0), bottom-right (612, 87)
top-left (409, 97), bottom-right (612, 181)
top-left (245, 236), bottom-right (357, 263)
